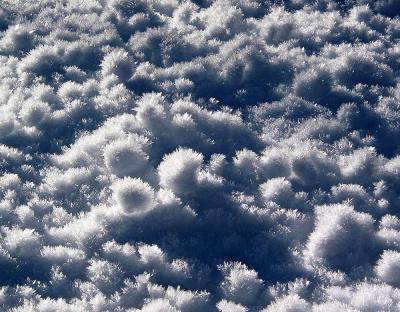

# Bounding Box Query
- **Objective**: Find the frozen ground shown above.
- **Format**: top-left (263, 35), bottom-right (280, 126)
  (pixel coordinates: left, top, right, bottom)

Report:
top-left (0, 0), bottom-right (400, 311)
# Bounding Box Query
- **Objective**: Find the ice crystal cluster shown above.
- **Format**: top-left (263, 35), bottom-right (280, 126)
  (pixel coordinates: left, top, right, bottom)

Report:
top-left (0, 0), bottom-right (400, 311)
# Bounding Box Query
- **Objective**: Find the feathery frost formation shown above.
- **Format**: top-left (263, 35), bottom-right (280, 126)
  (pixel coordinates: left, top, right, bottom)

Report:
top-left (0, 0), bottom-right (400, 310)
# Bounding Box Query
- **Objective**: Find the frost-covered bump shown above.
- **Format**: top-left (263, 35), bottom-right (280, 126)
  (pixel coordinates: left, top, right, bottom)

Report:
top-left (0, 24), bottom-right (33, 54)
top-left (158, 148), bottom-right (203, 196)
top-left (104, 139), bottom-right (149, 177)
top-left (111, 177), bottom-right (156, 215)
top-left (87, 259), bottom-right (123, 295)
top-left (196, 1), bottom-right (246, 39)
top-left (4, 227), bottom-right (41, 258)
top-left (219, 262), bottom-right (264, 307)
top-left (384, 155), bottom-right (400, 176)
top-left (259, 177), bottom-right (294, 207)
top-left (291, 149), bottom-right (338, 189)
top-left (135, 93), bottom-right (168, 133)
top-left (20, 100), bottom-right (50, 126)
top-left (217, 300), bottom-right (248, 312)
top-left (375, 250), bottom-right (400, 286)
top-left (42, 167), bottom-right (97, 195)
top-left (101, 49), bottom-right (134, 82)
top-left (0, 173), bottom-right (21, 193)
top-left (0, 145), bottom-right (24, 167)
top-left (261, 294), bottom-right (310, 312)
top-left (293, 68), bottom-right (332, 102)
top-left (17, 45), bottom-right (60, 77)
top-left (304, 204), bottom-right (376, 271)
top-left (338, 147), bottom-right (381, 183)
top-left (259, 7), bottom-right (295, 45)
top-left (136, 298), bottom-right (178, 312)
top-left (312, 301), bottom-right (352, 312)
top-left (380, 214), bottom-right (400, 231)
top-left (101, 240), bottom-right (139, 269)
top-left (138, 243), bottom-right (166, 267)
top-left (233, 149), bottom-right (260, 183)
top-left (136, 244), bottom-right (192, 282)
top-left (335, 52), bottom-right (394, 87)
top-left (0, 112), bottom-right (15, 138)
top-left (165, 286), bottom-right (211, 312)
top-left (330, 183), bottom-right (379, 214)
top-left (315, 282), bottom-right (400, 311)
top-left (259, 148), bottom-right (291, 179)
top-left (40, 245), bottom-right (86, 275)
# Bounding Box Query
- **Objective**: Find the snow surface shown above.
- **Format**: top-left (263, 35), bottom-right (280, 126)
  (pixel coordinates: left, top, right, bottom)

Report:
top-left (0, 0), bottom-right (400, 311)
